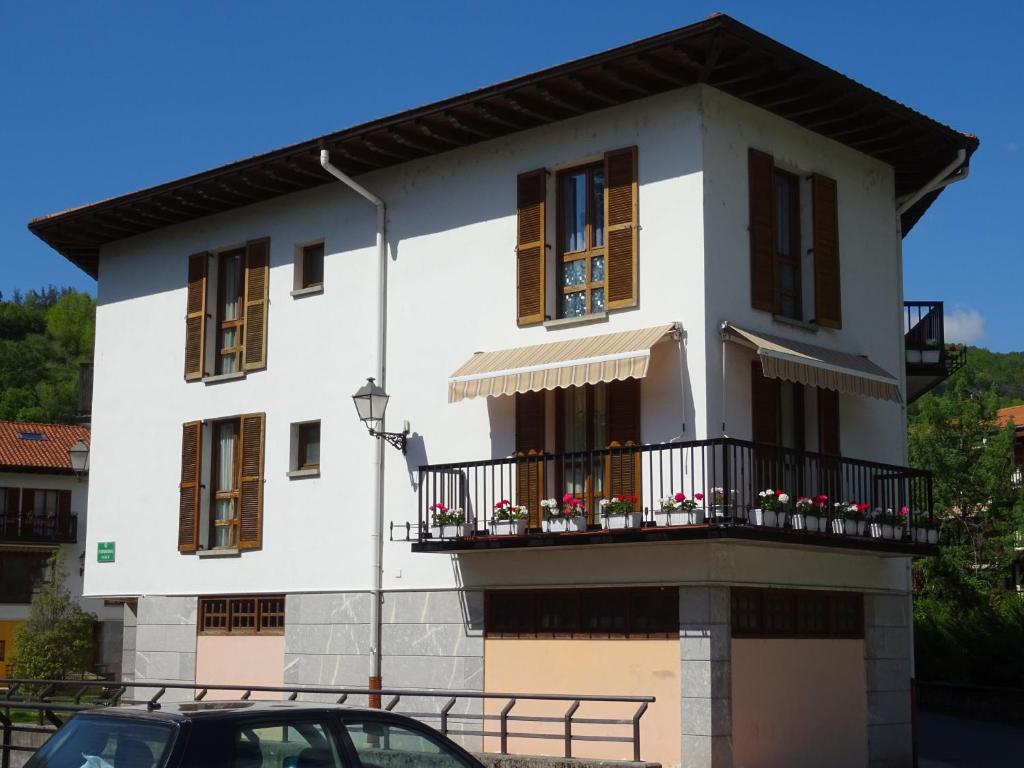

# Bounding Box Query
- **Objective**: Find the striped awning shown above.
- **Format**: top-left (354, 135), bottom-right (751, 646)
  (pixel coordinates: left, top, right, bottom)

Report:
top-left (448, 324), bottom-right (679, 403)
top-left (724, 323), bottom-right (902, 403)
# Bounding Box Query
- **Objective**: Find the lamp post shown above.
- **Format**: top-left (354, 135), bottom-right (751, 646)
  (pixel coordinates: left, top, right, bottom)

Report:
top-left (352, 378), bottom-right (409, 454)
top-left (68, 439), bottom-right (90, 480)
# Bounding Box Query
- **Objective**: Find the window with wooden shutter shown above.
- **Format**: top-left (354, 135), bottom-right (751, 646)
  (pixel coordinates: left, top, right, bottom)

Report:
top-left (243, 238), bottom-right (269, 370)
top-left (178, 421), bottom-right (202, 552)
top-left (237, 412), bottom-right (266, 550)
top-left (515, 391), bottom-right (545, 527)
top-left (751, 362), bottom-right (780, 445)
top-left (184, 252), bottom-right (209, 380)
top-left (605, 378), bottom-right (641, 504)
top-left (604, 147), bottom-right (638, 310)
top-left (516, 170), bottom-right (546, 325)
top-left (818, 388), bottom-right (841, 456)
top-left (748, 149), bottom-right (776, 313)
top-left (812, 174), bottom-right (842, 328)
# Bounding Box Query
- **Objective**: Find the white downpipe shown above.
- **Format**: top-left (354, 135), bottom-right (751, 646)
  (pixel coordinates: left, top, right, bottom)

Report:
top-left (320, 149), bottom-right (387, 692)
top-left (895, 148), bottom-right (967, 217)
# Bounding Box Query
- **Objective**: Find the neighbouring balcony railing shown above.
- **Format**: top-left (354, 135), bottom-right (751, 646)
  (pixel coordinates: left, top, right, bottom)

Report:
top-left (0, 512), bottom-right (78, 544)
top-left (905, 301), bottom-right (946, 363)
top-left (414, 438), bottom-right (934, 546)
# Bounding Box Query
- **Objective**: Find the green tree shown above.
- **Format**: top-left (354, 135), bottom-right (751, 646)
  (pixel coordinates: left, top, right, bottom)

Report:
top-left (10, 552), bottom-right (97, 679)
top-left (910, 370), bottom-right (1022, 595)
top-left (46, 292), bottom-right (95, 361)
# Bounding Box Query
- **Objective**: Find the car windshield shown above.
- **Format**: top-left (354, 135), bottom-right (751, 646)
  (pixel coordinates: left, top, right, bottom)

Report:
top-left (25, 714), bottom-right (175, 768)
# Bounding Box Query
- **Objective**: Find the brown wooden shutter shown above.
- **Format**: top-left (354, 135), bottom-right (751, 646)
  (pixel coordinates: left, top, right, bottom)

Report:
top-left (818, 388), bottom-right (841, 456)
top-left (516, 170), bottom-right (546, 326)
top-left (178, 421), bottom-right (202, 552)
top-left (748, 149), bottom-right (776, 313)
top-left (3, 488), bottom-right (18, 534)
top-left (812, 174), bottom-right (842, 328)
top-left (58, 489), bottom-right (71, 516)
top-left (751, 361), bottom-right (780, 445)
top-left (515, 391), bottom-right (546, 528)
top-left (605, 378), bottom-right (641, 505)
top-left (184, 252), bottom-right (209, 380)
top-left (238, 412), bottom-right (266, 550)
top-left (243, 238), bottom-right (270, 370)
top-left (605, 147), bottom-right (639, 310)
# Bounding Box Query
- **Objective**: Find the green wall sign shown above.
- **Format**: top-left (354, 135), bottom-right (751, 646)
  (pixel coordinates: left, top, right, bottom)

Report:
top-left (97, 541), bottom-right (115, 563)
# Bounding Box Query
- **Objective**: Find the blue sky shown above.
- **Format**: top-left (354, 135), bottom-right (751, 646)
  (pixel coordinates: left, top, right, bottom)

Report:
top-left (1, 1), bottom-right (1019, 351)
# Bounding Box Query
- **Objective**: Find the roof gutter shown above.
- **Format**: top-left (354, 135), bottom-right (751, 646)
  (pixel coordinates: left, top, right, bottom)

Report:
top-left (896, 148), bottom-right (968, 216)
top-left (319, 149), bottom-right (387, 704)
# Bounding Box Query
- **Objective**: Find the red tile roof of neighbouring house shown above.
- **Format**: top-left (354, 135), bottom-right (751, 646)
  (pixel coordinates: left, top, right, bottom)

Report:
top-left (0, 421), bottom-right (90, 473)
top-left (997, 405), bottom-right (1024, 430)
top-left (27, 13), bottom-right (977, 278)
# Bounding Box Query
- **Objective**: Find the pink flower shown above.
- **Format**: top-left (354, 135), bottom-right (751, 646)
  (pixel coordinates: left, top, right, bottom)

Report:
top-left (674, 492), bottom-right (685, 502)
top-left (562, 493), bottom-right (575, 504)
top-left (899, 506), bottom-right (909, 517)
top-left (695, 493), bottom-right (704, 501)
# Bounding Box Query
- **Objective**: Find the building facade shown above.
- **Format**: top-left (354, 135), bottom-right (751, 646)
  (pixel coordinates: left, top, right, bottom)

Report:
top-left (0, 421), bottom-right (122, 676)
top-left (29, 15), bottom-right (977, 768)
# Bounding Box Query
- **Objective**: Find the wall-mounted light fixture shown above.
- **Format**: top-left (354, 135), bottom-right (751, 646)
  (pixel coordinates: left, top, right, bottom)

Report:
top-left (352, 378), bottom-right (409, 454)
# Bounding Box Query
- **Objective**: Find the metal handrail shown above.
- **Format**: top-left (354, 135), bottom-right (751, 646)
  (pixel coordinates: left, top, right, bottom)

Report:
top-left (0, 678), bottom-right (655, 763)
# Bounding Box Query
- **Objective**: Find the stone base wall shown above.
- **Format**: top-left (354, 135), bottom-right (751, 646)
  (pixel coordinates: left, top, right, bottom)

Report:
top-left (864, 593), bottom-right (913, 768)
top-left (132, 595), bottom-right (197, 702)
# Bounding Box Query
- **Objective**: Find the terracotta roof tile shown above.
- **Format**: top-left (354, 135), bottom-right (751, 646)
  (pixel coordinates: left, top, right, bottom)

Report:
top-left (0, 421), bottom-right (90, 472)
top-left (997, 405), bottom-right (1024, 429)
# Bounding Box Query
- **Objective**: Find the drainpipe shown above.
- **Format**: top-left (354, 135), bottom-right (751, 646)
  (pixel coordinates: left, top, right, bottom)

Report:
top-left (320, 148), bottom-right (387, 706)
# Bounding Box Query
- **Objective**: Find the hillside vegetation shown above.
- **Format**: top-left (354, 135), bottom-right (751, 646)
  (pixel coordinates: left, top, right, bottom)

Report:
top-left (0, 287), bottom-right (95, 423)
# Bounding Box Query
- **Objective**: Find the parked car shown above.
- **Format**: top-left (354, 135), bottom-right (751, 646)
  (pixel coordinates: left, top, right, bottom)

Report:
top-left (24, 700), bottom-right (486, 768)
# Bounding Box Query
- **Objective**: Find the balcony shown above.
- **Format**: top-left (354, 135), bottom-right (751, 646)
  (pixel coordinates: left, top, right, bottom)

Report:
top-left (0, 512), bottom-right (78, 545)
top-left (905, 301), bottom-right (967, 403)
top-left (406, 439), bottom-right (935, 555)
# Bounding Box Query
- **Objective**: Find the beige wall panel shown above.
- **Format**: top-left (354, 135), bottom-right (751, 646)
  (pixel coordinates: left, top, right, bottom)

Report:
top-left (731, 638), bottom-right (867, 768)
top-left (484, 638), bottom-right (680, 768)
top-left (195, 634), bottom-right (285, 699)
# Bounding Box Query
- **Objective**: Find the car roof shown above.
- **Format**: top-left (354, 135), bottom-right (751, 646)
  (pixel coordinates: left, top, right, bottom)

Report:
top-left (78, 700), bottom-right (386, 724)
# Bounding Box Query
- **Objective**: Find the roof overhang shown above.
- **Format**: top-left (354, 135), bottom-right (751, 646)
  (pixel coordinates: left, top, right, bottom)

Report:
top-left (29, 13), bottom-right (978, 278)
top-left (724, 323), bottom-right (902, 403)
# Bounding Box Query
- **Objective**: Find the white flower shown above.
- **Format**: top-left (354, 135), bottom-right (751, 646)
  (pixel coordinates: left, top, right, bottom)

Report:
top-left (758, 490), bottom-right (767, 498)
top-left (599, 499), bottom-right (609, 507)
top-left (778, 493), bottom-right (789, 504)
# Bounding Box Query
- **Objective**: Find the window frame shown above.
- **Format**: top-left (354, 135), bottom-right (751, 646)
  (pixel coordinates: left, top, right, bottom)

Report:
top-left (773, 168), bottom-right (802, 320)
top-left (731, 587), bottom-right (864, 639)
top-left (301, 242), bottom-right (325, 289)
top-left (198, 594), bottom-right (285, 636)
top-left (297, 421), bottom-right (321, 471)
top-left (484, 587), bottom-right (678, 639)
top-left (214, 247), bottom-right (246, 375)
top-left (555, 162), bottom-right (606, 319)
top-left (209, 418), bottom-right (241, 549)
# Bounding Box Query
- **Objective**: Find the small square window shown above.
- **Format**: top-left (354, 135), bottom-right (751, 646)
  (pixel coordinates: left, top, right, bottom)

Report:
top-left (292, 421), bottom-right (320, 472)
top-left (301, 242), bottom-right (324, 289)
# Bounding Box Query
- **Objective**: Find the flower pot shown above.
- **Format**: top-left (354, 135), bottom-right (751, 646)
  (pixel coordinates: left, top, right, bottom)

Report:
top-left (882, 523), bottom-right (894, 539)
top-left (791, 513), bottom-right (806, 531)
top-left (922, 350), bottom-right (941, 364)
top-left (914, 528), bottom-right (927, 544)
top-left (858, 520), bottom-right (867, 536)
top-left (775, 511), bottom-right (787, 528)
top-left (655, 510), bottom-right (689, 527)
top-left (893, 525), bottom-right (905, 540)
top-left (831, 518), bottom-right (845, 535)
top-left (844, 519), bottom-right (859, 536)
top-left (927, 529), bottom-right (939, 545)
top-left (490, 519), bottom-right (527, 536)
top-left (602, 512), bottom-right (642, 530)
top-left (430, 523), bottom-right (472, 539)
top-left (543, 516), bottom-right (586, 534)
top-left (691, 508), bottom-right (706, 525)
top-left (750, 508), bottom-right (765, 526)
top-left (870, 522), bottom-right (883, 539)
top-left (805, 515), bottom-right (820, 533)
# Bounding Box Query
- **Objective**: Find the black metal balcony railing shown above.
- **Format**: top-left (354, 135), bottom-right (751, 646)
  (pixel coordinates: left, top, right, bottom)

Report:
top-left (411, 438), bottom-right (933, 550)
top-left (0, 512), bottom-right (78, 544)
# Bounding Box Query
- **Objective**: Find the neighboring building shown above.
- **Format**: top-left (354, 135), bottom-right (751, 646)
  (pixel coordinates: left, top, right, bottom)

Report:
top-left (27, 15), bottom-right (976, 768)
top-left (0, 421), bottom-right (122, 676)
top-left (997, 405), bottom-right (1024, 488)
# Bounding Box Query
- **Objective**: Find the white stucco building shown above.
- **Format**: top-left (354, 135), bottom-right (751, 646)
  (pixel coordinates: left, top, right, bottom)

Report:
top-left (29, 15), bottom-right (975, 768)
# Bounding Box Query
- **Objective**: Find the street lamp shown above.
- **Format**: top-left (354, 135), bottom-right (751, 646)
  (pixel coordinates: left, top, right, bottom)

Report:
top-left (352, 378), bottom-right (409, 453)
top-left (68, 439), bottom-right (90, 479)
